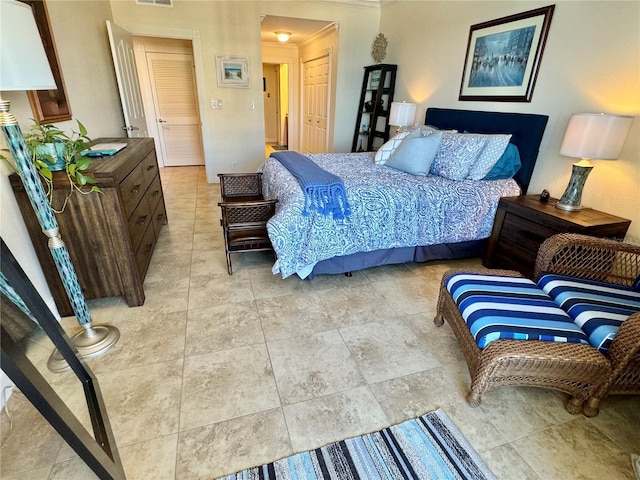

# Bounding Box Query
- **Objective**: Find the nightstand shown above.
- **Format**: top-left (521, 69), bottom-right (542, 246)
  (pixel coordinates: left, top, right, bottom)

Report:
top-left (483, 195), bottom-right (631, 278)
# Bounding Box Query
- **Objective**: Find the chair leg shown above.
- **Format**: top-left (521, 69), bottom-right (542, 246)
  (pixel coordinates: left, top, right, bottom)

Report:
top-left (226, 251), bottom-right (233, 275)
top-left (582, 397), bottom-right (601, 417)
top-left (565, 396), bottom-right (584, 415)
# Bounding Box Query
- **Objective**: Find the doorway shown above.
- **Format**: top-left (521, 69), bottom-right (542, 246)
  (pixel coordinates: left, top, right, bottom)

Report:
top-left (133, 37), bottom-right (205, 167)
top-left (263, 63), bottom-right (289, 149)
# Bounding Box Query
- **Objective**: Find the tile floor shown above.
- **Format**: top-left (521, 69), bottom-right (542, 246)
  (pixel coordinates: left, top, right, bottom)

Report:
top-left (1, 165), bottom-right (639, 480)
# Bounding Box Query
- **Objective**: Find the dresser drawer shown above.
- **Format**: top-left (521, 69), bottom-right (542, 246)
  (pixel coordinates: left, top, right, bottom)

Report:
top-left (135, 222), bottom-right (156, 280)
top-left (146, 174), bottom-right (163, 211)
top-left (120, 162), bottom-right (152, 220)
top-left (151, 196), bottom-right (166, 237)
top-left (127, 194), bottom-right (154, 253)
top-left (140, 150), bottom-right (159, 185)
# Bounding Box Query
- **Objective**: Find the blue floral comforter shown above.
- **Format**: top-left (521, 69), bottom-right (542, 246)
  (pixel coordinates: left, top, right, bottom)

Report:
top-left (260, 152), bottom-right (520, 278)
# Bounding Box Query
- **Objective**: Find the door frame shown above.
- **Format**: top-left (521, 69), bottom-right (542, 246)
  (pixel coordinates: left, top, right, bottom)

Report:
top-left (117, 25), bottom-right (212, 175)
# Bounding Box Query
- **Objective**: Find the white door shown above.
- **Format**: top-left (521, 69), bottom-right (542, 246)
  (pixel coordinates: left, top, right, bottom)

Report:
top-left (302, 55), bottom-right (330, 153)
top-left (106, 21), bottom-right (147, 137)
top-left (145, 52), bottom-right (204, 166)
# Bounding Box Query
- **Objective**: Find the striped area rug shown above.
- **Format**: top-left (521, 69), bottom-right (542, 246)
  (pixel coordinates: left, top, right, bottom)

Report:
top-left (217, 409), bottom-right (497, 479)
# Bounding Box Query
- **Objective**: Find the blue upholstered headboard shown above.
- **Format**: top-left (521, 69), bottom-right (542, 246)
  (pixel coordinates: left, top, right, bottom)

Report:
top-left (425, 108), bottom-right (549, 194)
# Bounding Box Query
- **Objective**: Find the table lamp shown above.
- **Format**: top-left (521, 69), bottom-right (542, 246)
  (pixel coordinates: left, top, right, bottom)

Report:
top-left (556, 113), bottom-right (633, 211)
top-left (389, 101), bottom-right (417, 133)
top-left (0, 0), bottom-right (119, 370)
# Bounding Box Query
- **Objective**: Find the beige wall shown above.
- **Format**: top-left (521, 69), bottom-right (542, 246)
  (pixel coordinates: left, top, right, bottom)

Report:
top-left (109, 0), bottom-right (381, 178)
top-left (4, 0), bottom-right (122, 138)
top-left (380, 1), bottom-right (639, 242)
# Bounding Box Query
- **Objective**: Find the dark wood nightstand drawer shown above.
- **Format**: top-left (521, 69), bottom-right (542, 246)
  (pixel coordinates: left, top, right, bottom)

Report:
top-left (484, 195), bottom-right (631, 278)
top-left (500, 212), bottom-right (560, 254)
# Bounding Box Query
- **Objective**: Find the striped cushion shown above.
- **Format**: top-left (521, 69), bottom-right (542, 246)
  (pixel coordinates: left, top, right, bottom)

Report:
top-left (538, 273), bottom-right (640, 354)
top-left (446, 274), bottom-right (590, 349)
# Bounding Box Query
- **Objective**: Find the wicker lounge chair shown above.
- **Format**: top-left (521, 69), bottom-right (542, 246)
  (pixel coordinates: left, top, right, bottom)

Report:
top-left (434, 267), bottom-right (610, 415)
top-left (434, 233), bottom-right (640, 417)
top-left (534, 233), bottom-right (640, 416)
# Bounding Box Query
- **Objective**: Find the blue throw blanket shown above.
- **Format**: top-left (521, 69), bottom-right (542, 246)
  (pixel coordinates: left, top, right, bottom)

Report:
top-left (270, 151), bottom-right (351, 220)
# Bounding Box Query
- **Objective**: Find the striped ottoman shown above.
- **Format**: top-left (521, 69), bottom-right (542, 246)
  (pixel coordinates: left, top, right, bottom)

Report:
top-left (434, 268), bottom-right (610, 414)
top-left (539, 273), bottom-right (640, 354)
top-left (446, 273), bottom-right (590, 349)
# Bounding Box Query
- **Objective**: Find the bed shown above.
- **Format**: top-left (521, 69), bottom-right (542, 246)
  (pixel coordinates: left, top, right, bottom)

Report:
top-left (260, 108), bottom-right (549, 279)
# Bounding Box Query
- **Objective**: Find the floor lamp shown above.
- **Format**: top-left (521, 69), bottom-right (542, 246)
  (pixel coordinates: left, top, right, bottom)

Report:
top-left (0, 0), bottom-right (119, 371)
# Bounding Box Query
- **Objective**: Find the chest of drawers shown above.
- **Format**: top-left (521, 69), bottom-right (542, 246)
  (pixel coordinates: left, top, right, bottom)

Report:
top-left (10, 137), bottom-right (167, 316)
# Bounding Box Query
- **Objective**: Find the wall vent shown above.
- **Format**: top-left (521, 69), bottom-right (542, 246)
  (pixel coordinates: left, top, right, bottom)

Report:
top-left (136, 0), bottom-right (173, 7)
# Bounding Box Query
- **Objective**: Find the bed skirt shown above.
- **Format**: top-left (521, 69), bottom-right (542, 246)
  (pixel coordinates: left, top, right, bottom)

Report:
top-left (307, 239), bottom-right (487, 279)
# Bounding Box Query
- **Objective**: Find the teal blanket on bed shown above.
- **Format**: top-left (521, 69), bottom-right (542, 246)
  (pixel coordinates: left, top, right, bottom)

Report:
top-left (270, 151), bottom-right (351, 220)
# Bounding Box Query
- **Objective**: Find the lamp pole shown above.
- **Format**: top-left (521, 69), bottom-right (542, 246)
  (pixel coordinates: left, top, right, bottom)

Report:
top-left (1, 100), bottom-right (120, 371)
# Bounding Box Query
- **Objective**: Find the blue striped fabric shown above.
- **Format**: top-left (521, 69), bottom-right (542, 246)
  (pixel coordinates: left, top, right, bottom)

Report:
top-left (218, 409), bottom-right (497, 479)
top-left (446, 274), bottom-right (590, 349)
top-left (538, 273), bottom-right (640, 354)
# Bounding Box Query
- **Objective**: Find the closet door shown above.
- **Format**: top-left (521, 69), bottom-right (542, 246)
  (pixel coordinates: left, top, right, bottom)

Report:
top-left (302, 55), bottom-right (330, 153)
top-left (146, 51), bottom-right (204, 166)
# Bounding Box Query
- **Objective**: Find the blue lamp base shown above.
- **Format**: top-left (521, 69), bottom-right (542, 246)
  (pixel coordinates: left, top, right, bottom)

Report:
top-left (556, 161), bottom-right (594, 211)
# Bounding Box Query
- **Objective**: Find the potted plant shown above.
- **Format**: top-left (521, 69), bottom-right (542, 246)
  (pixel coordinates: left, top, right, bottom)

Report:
top-left (22, 120), bottom-right (100, 212)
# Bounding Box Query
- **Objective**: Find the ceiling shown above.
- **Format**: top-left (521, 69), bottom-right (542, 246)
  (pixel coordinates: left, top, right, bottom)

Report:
top-left (260, 15), bottom-right (335, 46)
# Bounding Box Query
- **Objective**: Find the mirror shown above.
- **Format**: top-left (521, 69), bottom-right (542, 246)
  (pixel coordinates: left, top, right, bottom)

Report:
top-left (0, 238), bottom-right (125, 480)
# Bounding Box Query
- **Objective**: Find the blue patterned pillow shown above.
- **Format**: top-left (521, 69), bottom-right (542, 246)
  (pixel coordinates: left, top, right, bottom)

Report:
top-left (429, 132), bottom-right (487, 181)
top-left (374, 128), bottom-right (421, 165)
top-left (466, 134), bottom-right (512, 180)
top-left (483, 144), bottom-right (522, 180)
top-left (385, 132), bottom-right (442, 176)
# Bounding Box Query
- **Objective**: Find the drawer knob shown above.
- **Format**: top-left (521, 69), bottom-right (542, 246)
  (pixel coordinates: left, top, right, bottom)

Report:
top-left (145, 243), bottom-right (154, 254)
top-left (138, 215), bottom-right (148, 225)
top-left (146, 165), bottom-right (155, 172)
top-left (132, 184), bottom-right (141, 193)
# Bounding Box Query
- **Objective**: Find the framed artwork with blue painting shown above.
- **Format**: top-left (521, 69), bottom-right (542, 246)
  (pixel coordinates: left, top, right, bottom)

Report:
top-left (459, 5), bottom-right (555, 102)
top-left (216, 55), bottom-right (250, 88)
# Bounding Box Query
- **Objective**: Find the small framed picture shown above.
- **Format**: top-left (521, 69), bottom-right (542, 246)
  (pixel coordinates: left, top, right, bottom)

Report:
top-left (369, 70), bottom-right (381, 89)
top-left (216, 55), bottom-right (250, 88)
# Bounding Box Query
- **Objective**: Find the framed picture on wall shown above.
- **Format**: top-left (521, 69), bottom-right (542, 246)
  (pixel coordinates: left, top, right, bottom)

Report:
top-left (459, 5), bottom-right (555, 102)
top-left (23, 0), bottom-right (73, 123)
top-left (216, 55), bottom-right (250, 88)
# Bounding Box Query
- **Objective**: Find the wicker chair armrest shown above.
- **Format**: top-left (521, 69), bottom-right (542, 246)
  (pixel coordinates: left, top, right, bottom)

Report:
top-left (606, 312), bottom-right (640, 368)
top-left (534, 233), bottom-right (640, 286)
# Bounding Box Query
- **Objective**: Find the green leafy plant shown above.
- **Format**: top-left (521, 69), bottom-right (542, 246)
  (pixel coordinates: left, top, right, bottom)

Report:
top-left (22, 120), bottom-right (100, 212)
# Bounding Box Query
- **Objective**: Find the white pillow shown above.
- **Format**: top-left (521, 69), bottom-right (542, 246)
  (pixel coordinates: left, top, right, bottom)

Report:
top-left (385, 132), bottom-right (443, 176)
top-left (466, 134), bottom-right (512, 180)
top-left (374, 128), bottom-right (420, 165)
top-left (429, 132), bottom-right (488, 181)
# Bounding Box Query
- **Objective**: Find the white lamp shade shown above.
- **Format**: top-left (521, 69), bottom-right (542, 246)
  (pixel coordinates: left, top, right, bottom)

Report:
top-left (0, 0), bottom-right (56, 91)
top-left (389, 102), bottom-right (417, 127)
top-left (560, 113), bottom-right (634, 160)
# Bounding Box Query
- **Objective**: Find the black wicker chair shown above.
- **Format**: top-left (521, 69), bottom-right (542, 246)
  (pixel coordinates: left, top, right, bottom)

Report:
top-left (218, 200), bottom-right (278, 275)
top-left (218, 172), bottom-right (264, 202)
